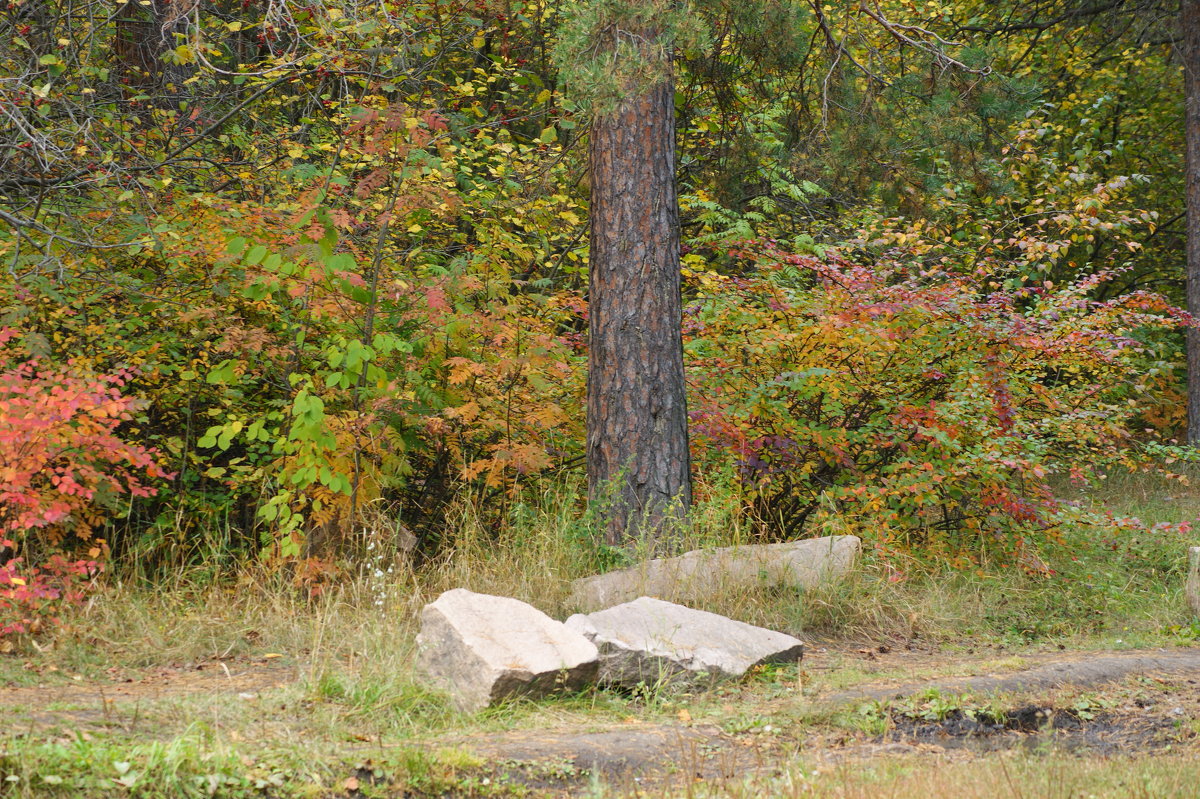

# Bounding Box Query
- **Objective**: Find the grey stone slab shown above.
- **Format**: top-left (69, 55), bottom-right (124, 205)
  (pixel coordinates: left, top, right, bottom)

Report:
top-left (415, 588), bottom-right (598, 712)
top-left (565, 596), bottom-right (804, 689)
top-left (569, 535), bottom-right (860, 612)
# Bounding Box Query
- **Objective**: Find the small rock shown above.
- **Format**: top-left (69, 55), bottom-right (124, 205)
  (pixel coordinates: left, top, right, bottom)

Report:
top-left (415, 589), bottom-right (598, 712)
top-left (1188, 547), bottom-right (1200, 618)
top-left (569, 535), bottom-right (860, 612)
top-left (565, 597), bottom-right (804, 689)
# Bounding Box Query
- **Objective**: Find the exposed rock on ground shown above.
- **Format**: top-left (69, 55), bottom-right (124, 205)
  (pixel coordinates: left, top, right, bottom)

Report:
top-left (415, 588), bottom-right (598, 712)
top-left (820, 649), bottom-right (1200, 706)
top-left (565, 596), bottom-right (804, 688)
top-left (568, 535), bottom-right (860, 612)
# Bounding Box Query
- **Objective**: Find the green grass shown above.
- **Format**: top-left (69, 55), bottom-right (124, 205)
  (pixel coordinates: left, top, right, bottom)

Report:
top-left (0, 731), bottom-right (491, 799)
top-left (660, 754), bottom-right (1200, 799)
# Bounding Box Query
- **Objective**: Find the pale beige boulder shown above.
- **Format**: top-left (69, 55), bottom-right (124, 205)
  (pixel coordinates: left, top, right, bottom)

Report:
top-left (415, 589), bottom-right (598, 712)
top-left (569, 535), bottom-right (860, 612)
top-left (565, 597), bottom-right (804, 689)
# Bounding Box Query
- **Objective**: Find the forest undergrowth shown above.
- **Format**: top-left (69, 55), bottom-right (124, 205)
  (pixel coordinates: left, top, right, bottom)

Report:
top-left (0, 470), bottom-right (1197, 798)
top-left (5, 467), bottom-right (1197, 698)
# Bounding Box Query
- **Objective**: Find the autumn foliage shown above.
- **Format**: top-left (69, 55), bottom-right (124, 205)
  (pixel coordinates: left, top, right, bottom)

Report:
top-left (0, 328), bottom-right (168, 634)
top-left (0, 328), bottom-right (170, 540)
top-left (687, 243), bottom-right (1189, 565)
top-left (0, 0), bottom-right (1195, 596)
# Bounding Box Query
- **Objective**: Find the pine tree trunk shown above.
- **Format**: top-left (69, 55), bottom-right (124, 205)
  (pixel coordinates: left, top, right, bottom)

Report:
top-left (115, 0), bottom-right (194, 104)
top-left (1186, 0), bottom-right (1200, 444)
top-left (587, 72), bottom-right (692, 549)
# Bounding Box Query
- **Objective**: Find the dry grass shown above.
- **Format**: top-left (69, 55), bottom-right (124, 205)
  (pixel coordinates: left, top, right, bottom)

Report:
top-left (18, 466), bottom-right (1195, 688)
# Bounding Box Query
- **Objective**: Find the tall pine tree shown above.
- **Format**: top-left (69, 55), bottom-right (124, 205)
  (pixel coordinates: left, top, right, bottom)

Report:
top-left (556, 2), bottom-right (705, 549)
top-left (1185, 0), bottom-right (1200, 444)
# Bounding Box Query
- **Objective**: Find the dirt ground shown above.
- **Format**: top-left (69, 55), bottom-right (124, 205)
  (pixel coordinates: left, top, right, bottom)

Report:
top-left (444, 645), bottom-right (1200, 794)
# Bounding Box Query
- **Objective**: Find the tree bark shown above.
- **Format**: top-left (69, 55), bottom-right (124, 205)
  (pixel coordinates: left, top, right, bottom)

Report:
top-left (587, 72), bottom-right (692, 549)
top-left (1185, 0), bottom-right (1200, 444)
top-left (114, 0), bottom-right (194, 104)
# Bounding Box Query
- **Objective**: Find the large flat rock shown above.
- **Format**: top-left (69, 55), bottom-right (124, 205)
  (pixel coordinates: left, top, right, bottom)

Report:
top-left (1188, 547), bottom-right (1200, 617)
top-left (415, 589), bottom-right (598, 712)
top-left (569, 535), bottom-right (860, 612)
top-left (565, 597), bottom-right (804, 689)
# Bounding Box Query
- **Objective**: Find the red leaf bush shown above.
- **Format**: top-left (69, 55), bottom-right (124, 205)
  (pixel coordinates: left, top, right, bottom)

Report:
top-left (0, 327), bottom-right (170, 635)
top-left (686, 243), bottom-right (1191, 566)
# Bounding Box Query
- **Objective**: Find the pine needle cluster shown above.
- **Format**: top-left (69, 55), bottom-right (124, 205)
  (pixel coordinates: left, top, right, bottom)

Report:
top-left (553, 0), bottom-right (710, 114)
